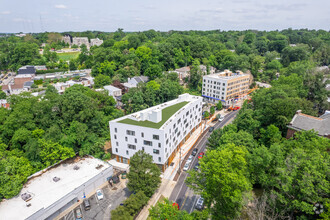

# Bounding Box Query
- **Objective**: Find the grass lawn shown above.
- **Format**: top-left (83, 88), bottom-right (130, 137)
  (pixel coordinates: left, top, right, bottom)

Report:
top-left (58, 52), bottom-right (80, 61)
top-left (118, 101), bottom-right (189, 129)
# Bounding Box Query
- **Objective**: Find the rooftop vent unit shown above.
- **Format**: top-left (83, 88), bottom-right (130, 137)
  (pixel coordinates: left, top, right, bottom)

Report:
top-left (21, 193), bottom-right (32, 201)
top-left (53, 176), bottom-right (61, 182)
top-left (96, 164), bottom-right (104, 170)
top-left (73, 165), bottom-right (80, 170)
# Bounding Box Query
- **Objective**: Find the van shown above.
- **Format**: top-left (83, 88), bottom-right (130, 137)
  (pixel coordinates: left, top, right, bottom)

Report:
top-left (83, 199), bottom-right (91, 211)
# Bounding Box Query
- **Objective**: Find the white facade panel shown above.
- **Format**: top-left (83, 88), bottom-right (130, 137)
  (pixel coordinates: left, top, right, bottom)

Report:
top-left (109, 94), bottom-right (202, 165)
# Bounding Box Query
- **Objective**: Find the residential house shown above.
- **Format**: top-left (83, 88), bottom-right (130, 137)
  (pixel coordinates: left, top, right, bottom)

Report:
top-left (127, 76), bottom-right (149, 87)
top-left (0, 99), bottom-right (10, 109)
top-left (2, 74), bottom-right (34, 95)
top-left (17, 65), bottom-right (36, 75)
top-left (104, 85), bottom-right (122, 97)
top-left (199, 65), bottom-right (216, 75)
top-left (286, 110), bottom-right (330, 139)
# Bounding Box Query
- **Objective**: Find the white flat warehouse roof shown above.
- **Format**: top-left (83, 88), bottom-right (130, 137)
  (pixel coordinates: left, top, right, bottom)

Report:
top-left (0, 157), bottom-right (111, 220)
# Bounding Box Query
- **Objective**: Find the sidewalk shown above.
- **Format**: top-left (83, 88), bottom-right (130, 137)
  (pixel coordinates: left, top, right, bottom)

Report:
top-left (135, 178), bottom-right (177, 220)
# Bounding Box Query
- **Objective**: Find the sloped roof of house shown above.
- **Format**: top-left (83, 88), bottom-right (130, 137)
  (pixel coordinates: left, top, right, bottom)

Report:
top-left (175, 66), bottom-right (190, 72)
top-left (288, 110), bottom-right (330, 136)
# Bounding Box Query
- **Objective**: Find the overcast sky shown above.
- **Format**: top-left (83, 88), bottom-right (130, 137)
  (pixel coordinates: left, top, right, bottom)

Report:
top-left (0, 0), bottom-right (329, 33)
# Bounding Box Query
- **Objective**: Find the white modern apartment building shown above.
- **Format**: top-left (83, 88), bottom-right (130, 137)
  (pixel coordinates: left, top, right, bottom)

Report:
top-left (109, 94), bottom-right (203, 171)
top-left (202, 70), bottom-right (252, 107)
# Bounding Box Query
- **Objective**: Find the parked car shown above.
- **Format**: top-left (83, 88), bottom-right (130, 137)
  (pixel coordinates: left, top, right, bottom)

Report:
top-left (198, 152), bottom-right (205, 159)
top-left (209, 127), bottom-right (214, 132)
top-left (83, 199), bottom-right (91, 211)
top-left (194, 163), bottom-right (200, 171)
top-left (195, 197), bottom-right (204, 210)
top-left (183, 163), bottom-right (190, 171)
top-left (187, 155), bottom-right (194, 163)
top-left (233, 106), bottom-right (240, 111)
top-left (96, 189), bottom-right (104, 200)
top-left (219, 115), bottom-right (225, 122)
top-left (191, 148), bottom-right (198, 156)
top-left (75, 208), bottom-right (83, 220)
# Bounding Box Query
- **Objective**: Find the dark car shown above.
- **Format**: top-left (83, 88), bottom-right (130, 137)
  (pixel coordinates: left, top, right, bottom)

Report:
top-left (194, 163), bottom-right (200, 171)
top-left (83, 198), bottom-right (91, 211)
top-left (191, 148), bottom-right (198, 156)
top-left (209, 127), bottom-right (214, 132)
top-left (195, 197), bottom-right (204, 210)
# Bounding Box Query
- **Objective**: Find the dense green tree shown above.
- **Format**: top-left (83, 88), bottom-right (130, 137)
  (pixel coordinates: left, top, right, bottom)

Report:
top-left (149, 198), bottom-right (208, 220)
top-left (38, 139), bottom-right (75, 167)
top-left (94, 74), bottom-right (112, 88)
top-left (216, 101), bottom-right (222, 110)
top-left (0, 91), bottom-right (6, 99)
top-left (0, 152), bottom-right (34, 199)
top-left (210, 106), bottom-right (215, 115)
top-left (281, 45), bottom-right (310, 66)
top-left (127, 150), bottom-right (161, 197)
top-left (259, 124), bottom-right (282, 147)
top-left (186, 144), bottom-right (252, 219)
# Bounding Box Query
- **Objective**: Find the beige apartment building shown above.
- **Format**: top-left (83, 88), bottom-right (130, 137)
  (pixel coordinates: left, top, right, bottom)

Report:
top-left (202, 70), bottom-right (252, 107)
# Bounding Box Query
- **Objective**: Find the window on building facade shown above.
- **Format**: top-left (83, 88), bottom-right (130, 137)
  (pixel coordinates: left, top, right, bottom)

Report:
top-left (158, 157), bottom-right (161, 162)
top-left (125, 137), bottom-right (128, 141)
top-left (178, 118), bottom-right (181, 124)
top-left (135, 138), bottom-right (137, 143)
top-left (126, 130), bottom-right (135, 136)
top-left (175, 127), bottom-right (178, 133)
top-left (144, 140), bottom-right (152, 146)
top-left (115, 128), bottom-right (117, 133)
top-left (166, 139), bottom-right (169, 144)
top-left (153, 149), bottom-right (160, 154)
top-left (158, 143), bottom-right (161, 148)
top-left (115, 148), bottom-right (118, 153)
top-left (114, 135), bottom-right (117, 139)
top-left (153, 135), bottom-right (159, 140)
top-left (128, 144), bottom-right (136, 150)
top-left (223, 83), bottom-right (225, 86)
top-left (116, 142), bottom-right (119, 146)
top-left (177, 131), bottom-right (181, 137)
top-left (141, 132), bottom-right (144, 137)
top-left (142, 147), bottom-right (145, 151)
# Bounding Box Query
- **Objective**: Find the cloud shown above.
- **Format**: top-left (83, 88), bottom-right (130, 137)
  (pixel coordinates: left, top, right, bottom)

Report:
top-left (55, 4), bottom-right (67, 9)
top-left (0, 11), bottom-right (11, 15)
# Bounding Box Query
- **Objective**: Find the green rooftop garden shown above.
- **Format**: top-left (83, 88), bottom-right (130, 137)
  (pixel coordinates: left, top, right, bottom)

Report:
top-left (118, 101), bottom-right (189, 129)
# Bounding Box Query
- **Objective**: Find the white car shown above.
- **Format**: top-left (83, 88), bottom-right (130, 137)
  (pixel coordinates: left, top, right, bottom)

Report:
top-left (219, 115), bottom-right (225, 121)
top-left (96, 189), bottom-right (104, 200)
top-left (187, 155), bottom-right (194, 163)
top-left (183, 163), bottom-right (190, 171)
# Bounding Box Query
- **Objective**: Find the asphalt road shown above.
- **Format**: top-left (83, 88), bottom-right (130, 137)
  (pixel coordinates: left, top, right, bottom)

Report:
top-left (169, 110), bottom-right (239, 213)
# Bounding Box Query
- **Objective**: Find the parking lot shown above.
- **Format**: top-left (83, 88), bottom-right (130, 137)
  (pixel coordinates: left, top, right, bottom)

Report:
top-left (60, 179), bottom-right (131, 220)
